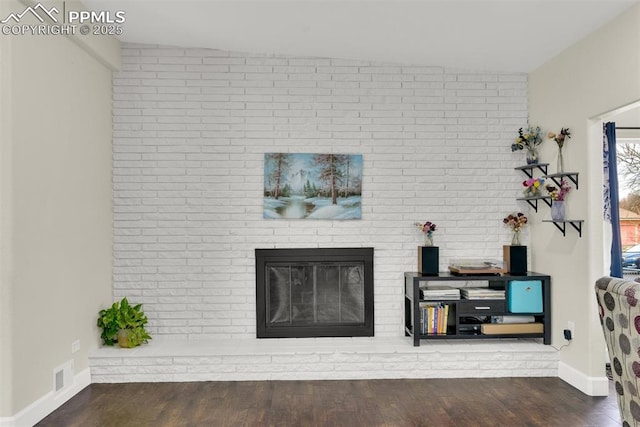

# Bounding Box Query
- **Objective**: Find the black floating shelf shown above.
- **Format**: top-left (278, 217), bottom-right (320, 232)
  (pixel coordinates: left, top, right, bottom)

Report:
top-left (541, 220), bottom-right (584, 237)
top-left (514, 163), bottom-right (549, 178)
top-left (542, 172), bottom-right (579, 189)
top-left (516, 196), bottom-right (552, 211)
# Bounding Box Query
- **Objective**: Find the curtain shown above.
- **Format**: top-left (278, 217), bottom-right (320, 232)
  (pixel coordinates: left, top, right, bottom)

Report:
top-left (603, 122), bottom-right (623, 278)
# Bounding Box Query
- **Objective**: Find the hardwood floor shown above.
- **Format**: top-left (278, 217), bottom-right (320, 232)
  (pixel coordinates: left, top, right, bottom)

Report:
top-left (37, 377), bottom-right (620, 427)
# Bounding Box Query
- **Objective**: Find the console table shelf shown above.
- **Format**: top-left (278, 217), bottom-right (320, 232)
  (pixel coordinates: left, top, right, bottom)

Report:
top-left (404, 272), bottom-right (551, 347)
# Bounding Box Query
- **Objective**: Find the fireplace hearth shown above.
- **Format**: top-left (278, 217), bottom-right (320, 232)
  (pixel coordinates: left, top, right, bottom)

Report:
top-left (255, 248), bottom-right (374, 338)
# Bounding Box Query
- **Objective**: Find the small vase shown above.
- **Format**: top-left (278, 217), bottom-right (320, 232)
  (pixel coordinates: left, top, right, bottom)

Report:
top-left (424, 234), bottom-right (434, 247)
top-left (523, 187), bottom-right (539, 198)
top-left (557, 146), bottom-right (564, 174)
top-left (551, 200), bottom-right (565, 221)
top-left (526, 147), bottom-right (538, 165)
top-left (511, 230), bottom-right (522, 246)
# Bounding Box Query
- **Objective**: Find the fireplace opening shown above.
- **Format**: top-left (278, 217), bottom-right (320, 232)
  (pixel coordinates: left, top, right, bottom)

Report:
top-left (255, 248), bottom-right (374, 338)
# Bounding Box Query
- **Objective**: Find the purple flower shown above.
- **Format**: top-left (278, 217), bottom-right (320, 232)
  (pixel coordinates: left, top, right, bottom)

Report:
top-left (626, 288), bottom-right (638, 307)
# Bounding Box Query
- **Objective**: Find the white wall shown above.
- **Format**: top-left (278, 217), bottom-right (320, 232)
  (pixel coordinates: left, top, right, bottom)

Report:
top-left (0, 0), bottom-right (14, 416)
top-left (0, 0), bottom-right (118, 418)
top-left (529, 4), bottom-right (640, 394)
top-left (113, 44), bottom-right (531, 340)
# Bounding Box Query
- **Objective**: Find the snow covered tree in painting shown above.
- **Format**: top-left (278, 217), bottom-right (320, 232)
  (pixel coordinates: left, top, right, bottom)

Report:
top-left (263, 153), bottom-right (362, 220)
top-left (264, 153), bottom-right (291, 200)
top-left (313, 154), bottom-right (346, 205)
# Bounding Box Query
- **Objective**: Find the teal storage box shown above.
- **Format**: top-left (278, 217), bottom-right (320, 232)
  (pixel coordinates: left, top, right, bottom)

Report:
top-left (508, 280), bottom-right (543, 313)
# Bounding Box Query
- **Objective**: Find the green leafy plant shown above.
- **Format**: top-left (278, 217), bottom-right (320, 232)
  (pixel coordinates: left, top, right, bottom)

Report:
top-left (97, 297), bottom-right (151, 348)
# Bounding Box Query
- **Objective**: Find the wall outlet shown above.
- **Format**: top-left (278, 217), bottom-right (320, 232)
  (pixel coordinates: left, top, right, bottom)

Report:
top-left (567, 321), bottom-right (575, 340)
top-left (71, 340), bottom-right (80, 354)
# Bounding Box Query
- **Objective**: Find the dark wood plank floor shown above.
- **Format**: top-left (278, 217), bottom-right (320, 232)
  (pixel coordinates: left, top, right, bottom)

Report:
top-left (37, 377), bottom-right (620, 427)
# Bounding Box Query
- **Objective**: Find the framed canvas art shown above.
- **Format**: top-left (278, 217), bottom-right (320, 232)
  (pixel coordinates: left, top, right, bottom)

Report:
top-left (263, 153), bottom-right (362, 220)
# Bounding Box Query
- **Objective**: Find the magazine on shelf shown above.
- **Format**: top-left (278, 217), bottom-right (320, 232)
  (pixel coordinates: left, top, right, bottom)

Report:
top-left (461, 288), bottom-right (505, 300)
top-left (419, 286), bottom-right (460, 300)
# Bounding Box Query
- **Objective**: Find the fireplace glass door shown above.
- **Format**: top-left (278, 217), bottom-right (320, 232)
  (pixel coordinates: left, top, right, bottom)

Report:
top-left (255, 247), bottom-right (374, 338)
top-left (267, 263), bottom-right (365, 326)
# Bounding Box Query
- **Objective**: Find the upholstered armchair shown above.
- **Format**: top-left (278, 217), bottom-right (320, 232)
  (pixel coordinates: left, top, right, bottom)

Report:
top-left (595, 276), bottom-right (640, 425)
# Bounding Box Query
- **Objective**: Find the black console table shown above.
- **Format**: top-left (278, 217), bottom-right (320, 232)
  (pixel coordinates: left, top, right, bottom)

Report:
top-left (404, 272), bottom-right (551, 346)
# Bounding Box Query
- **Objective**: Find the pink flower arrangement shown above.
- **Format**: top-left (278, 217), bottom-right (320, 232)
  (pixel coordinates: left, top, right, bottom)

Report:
top-left (415, 221), bottom-right (436, 237)
top-left (522, 178), bottom-right (545, 197)
top-left (415, 221), bottom-right (437, 246)
top-left (545, 180), bottom-right (571, 201)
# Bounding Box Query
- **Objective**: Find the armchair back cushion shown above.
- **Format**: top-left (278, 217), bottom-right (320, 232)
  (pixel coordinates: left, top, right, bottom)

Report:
top-left (595, 276), bottom-right (640, 425)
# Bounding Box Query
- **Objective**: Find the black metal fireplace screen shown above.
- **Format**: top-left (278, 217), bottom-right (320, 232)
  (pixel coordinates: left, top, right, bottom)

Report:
top-left (255, 248), bottom-right (374, 338)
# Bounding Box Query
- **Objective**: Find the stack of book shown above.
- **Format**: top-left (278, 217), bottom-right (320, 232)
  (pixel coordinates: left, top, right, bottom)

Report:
top-left (419, 302), bottom-right (450, 335)
top-left (461, 288), bottom-right (505, 300)
top-left (420, 286), bottom-right (460, 300)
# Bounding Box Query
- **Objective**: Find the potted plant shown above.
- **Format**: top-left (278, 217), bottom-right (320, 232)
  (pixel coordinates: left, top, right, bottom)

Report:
top-left (97, 297), bottom-right (152, 348)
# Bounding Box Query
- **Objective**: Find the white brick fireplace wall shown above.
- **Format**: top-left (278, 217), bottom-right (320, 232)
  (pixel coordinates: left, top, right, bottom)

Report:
top-left (112, 44), bottom-right (529, 341)
top-left (94, 44), bottom-right (558, 383)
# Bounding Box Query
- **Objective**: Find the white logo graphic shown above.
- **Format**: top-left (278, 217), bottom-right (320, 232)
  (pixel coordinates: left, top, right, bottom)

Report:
top-left (1, 2), bottom-right (125, 36)
top-left (1, 2), bottom-right (59, 24)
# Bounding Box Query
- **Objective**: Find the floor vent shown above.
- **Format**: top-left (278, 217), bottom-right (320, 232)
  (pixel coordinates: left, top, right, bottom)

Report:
top-left (54, 369), bottom-right (64, 391)
top-left (53, 360), bottom-right (74, 393)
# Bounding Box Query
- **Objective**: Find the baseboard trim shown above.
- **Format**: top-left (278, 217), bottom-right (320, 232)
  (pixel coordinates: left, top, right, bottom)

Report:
top-left (0, 368), bottom-right (90, 427)
top-left (558, 361), bottom-right (609, 396)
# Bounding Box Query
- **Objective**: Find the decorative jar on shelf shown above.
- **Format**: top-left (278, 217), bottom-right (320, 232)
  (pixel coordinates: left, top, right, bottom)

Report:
top-left (526, 147), bottom-right (539, 165)
top-left (551, 200), bottom-right (565, 221)
top-left (424, 234), bottom-right (434, 247)
top-left (523, 187), bottom-right (540, 198)
top-left (557, 146), bottom-right (564, 174)
top-left (511, 230), bottom-right (522, 246)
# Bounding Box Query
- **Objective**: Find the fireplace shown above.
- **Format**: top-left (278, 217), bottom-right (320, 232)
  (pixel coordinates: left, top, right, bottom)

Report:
top-left (255, 248), bottom-right (374, 338)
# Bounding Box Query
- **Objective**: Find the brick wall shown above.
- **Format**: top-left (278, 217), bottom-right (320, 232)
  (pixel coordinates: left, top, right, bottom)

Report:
top-left (113, 44), bottom-right (528, 339)
top-left (90, 339), bottom-right (559, 382)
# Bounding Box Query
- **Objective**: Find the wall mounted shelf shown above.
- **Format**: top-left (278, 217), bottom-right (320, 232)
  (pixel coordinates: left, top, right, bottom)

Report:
top-left (516, 196), bottom-right (552, 211)
top-left (543, 172), bottom-right (579, 189)
top-left (514, 163), bottom-right (548, 178)
top-left (515, 163), bottom-right (584, 237)
top-left (541, 220), bottom-right (584, 237)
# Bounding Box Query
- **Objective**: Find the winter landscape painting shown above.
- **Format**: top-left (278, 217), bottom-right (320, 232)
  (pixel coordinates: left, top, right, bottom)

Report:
top-left (263, 153), bottom-right (363, 220)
